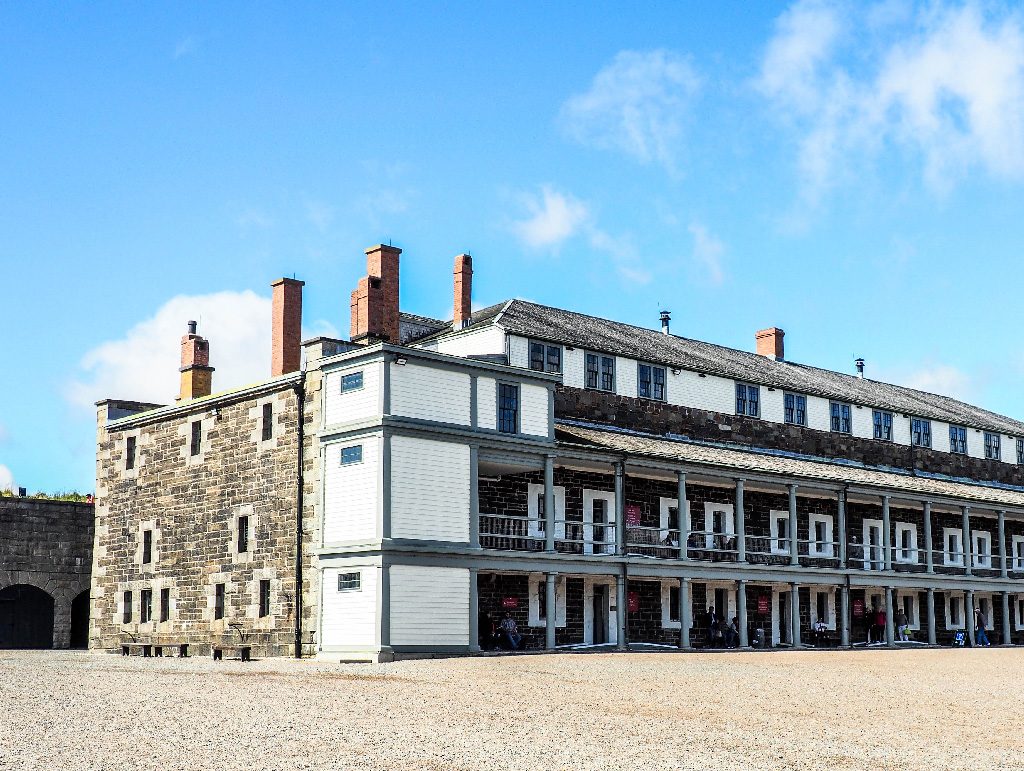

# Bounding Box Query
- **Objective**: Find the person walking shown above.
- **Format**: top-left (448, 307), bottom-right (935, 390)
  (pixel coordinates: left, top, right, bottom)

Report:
top-left (895, 608), bottom-right (909, 642)
top-left (975, 607), bottom-right (991, 647)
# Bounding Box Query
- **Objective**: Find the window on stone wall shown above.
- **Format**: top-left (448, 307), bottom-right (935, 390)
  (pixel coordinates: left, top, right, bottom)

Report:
top-left (261, 403), bottom-right (273, 442)
top-left (140, 589), bottom-right (152, 623)
top-left (973, 531), bottom-right (992, 568)
top-left (537, 582), bottom-right (547, 621)
top-left (259, 580), bottom-right (271, 618)
top-left (142, 530), bottom-right (153, 564)
top-left (529, 340), bottom-right (561, 373)
top-left (190, 420), bottom-right (202, 456)
top-left (669, 585), bottom-right (680, 623)
top-left (122, 591), bottom-right (132, 624)
top-left (872, 410), bottom-right (893, 441)
top-left (160, 588), bottom-right (170, 623)
top-left (949, 425), bottom-right (968, 455)
top-left (585, 352), bottom-right (616, 392)
top-left (830, 402), bottom-right (852, 433)
top-left (984, 432), bottom-right (1000, 460)
top-left (735, 383), bottom-right (760, 418)
top-left (214, 583), bottom-right (225, 620)
top-left (784, 393), bottom-right (806, 425)
top-left (237, 515), bottom-right (249, 554)
top-left (911, 418), bottom-right (932, 448)
top-left (949, 595), bottom-right (962, 627)
top-left (125, 436), bottom-right (136, 470)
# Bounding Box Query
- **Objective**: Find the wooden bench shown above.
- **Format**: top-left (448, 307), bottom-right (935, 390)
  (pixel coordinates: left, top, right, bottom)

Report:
top-left (212, 645), bottom-right (252, 662)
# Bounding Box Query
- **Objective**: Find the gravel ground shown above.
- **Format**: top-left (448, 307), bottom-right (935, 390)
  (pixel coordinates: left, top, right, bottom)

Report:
top-left (0, 648), bottom-right (1020, 770)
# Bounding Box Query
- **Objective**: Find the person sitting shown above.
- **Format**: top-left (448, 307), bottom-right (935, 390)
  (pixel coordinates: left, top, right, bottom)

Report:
top-left (661, 533), bottom-right (678, 548)
top-left (725, 616), bottom-right (740, 648)
top-left (497, 612), bottom-right (523, 650)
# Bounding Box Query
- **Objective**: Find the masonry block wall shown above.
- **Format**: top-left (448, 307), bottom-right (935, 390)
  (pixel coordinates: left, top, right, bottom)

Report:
top-left (0, 498), bottom-right (93, 648)
top-left (93, 384), bottom-right (303, 657)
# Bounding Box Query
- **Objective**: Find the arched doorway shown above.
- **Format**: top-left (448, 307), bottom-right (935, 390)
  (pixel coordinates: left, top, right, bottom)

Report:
top-left (0, 584), bottom-right (55, 649)
top-left (70, 590), bottom-right (90, 649)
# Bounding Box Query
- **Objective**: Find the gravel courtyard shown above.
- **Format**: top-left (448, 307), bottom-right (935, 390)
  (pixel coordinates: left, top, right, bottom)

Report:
top-left (0, 648), bottom-right (1019, 770)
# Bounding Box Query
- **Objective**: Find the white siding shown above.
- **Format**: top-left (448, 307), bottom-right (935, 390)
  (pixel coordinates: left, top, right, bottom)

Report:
top-left (390, 362), bottom-right (471, 425)
top-left (323, 436), bottom-right (379, 544)
top-left (520, 383), bottom-right (550, 437)
top-left (617, 357), bottom-right (637, 398)
top-left (806, 395), bottom-right (831, 432)
top-left (892, 414), bottom-right (911, 445)
top-left (324, 362), bottom-right (382, 426)
top-left (508, 335), bottom-right (529, 368)
top-left (851, 405), bottom-right (873, 439)
top-left (1004, 435), bottom-right (1017, 464)
top-left (431, 325), bottom-right (506, 358)
top-left (562, 347), bottom-right (585, 389)
top-left (390, 436), bottom-right (470, 542)
top-left (390, 565), bottom-right (470, 646)
top-left (667, 370), bottom-right (733, 414)
top-left (967, 429), bottom-right (985, 459)
top-left (932, 420), bottom-right (950, 453)
top-left (760, 388), bottom-right (784, 423)
top-left (321, 566), bottom-right (378, 648)
top-left (477, 377), bottom-right (497, 430)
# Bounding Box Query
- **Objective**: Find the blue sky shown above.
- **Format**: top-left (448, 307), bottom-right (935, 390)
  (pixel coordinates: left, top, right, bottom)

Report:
top-left (3, 1), bottom-right (1024, 493)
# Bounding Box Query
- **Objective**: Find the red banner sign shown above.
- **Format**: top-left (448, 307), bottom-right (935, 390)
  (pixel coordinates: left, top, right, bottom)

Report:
top-left (501, 597), bottom-right (518, 609)
top-left (627, 591), bottom-right (640, 613)
top-left (852, 598), bottom-right (864, 618)
top-left (625, 505), bottom-right (642, 527)
top-left (757, 595), bottom-right (769, 615)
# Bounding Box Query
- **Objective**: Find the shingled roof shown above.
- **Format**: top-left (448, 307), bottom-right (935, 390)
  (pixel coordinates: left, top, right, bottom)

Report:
top-left (422, 298), bottom-right (1024, 437)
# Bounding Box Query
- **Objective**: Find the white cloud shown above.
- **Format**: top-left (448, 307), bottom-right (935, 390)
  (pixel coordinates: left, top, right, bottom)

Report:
top-left (0, 464), bottom-right (13, 493)
top-left (66, 291), bottom-right (273, 410)
top-left (758, 1), bottom-right (1024, 197)
top-left (511, 186), bottom-right (590, 249)
top-left (881, 362), bottom-right (976, 402)
top-left (689, 222), bottom-right (726, 285)
top-left (560, 49), bottom-right (701, 171)
top-left (173, 36), bottom-right (199, 60)
top-left (302, 319), bottom-right (341, 340)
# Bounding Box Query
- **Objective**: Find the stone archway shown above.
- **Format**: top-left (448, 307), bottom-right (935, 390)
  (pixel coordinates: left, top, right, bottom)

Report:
top-left (0, 584), bottom-right (55, 649)
top-left (70, 590), bottom-right (90, 649)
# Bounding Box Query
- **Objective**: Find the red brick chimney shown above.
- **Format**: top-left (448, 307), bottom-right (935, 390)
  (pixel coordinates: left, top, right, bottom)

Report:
top-left (453, 253), bottom-right (472, 330)
top-left (350, 244), bottom-right (401, 343)
top-left (756, 327), bottom-right (785, 361)
top-left (271, 278), bottom-right (304, 376)
top-left (177, 320), bottom-right (214, 402)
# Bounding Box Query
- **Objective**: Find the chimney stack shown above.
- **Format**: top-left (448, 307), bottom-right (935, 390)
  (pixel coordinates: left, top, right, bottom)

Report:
top-left (453, 253), bottom-right (473, 330)
top-left (855, 357), bottom-right (865, 378)
top-left (271, 277), bottom-right (304, 376)
top-left (177, 320), bottom-right (214, 402)
top-left (350, 243), bottom-right (401, 343)
top-left (659, 310), bottom-right (671, 336)
top-left (755, 327), bottom-right (785, 361)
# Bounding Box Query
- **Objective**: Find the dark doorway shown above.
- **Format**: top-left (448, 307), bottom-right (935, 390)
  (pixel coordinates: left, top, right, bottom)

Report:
top-left (778, 591), bottom-right (790, 645)
top-left (70, 590), bottom-right (90, 649)
top-left (0, 585), bottom-right (55, 649)
top-left (592, 585), bottom-right (608, 645)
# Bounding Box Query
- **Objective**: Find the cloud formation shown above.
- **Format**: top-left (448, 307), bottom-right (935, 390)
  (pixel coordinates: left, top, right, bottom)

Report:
top-left (511, 186), bottom-right (590, 249)
top-left (560, 49), bottom-right (700, 171)
top-left (0, 464), bottom-right (13, 493)
top-left (66, 291), bottom-right (274, 410)
top-left (895, 363), bottom-right (976, 403)
top-left (758, 1), bottom-right (1024, 197)
top-left (689, 222), bottom-right (726, 285)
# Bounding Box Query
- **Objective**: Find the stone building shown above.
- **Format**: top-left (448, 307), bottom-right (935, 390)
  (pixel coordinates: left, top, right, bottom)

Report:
top-left (93, 243), bottom-right (1024, 659)
top-left (1, 497), bottom-right (94, 649)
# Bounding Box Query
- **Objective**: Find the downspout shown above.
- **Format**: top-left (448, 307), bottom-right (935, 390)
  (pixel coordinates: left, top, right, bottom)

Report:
top-left (294, 373), bottom-right (306, 658)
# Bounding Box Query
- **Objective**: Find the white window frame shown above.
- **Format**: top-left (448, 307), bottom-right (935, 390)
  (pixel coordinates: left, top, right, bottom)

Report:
top-left (808, 586), bottom-right (836, 630)
top-left (769, 510), bottom-right (791, 555)
top-left (527, 483), bottom-right (566, 539)
top-left (942, 527), bottom-right (964, 567)
top-left (1012, 535), bottom-right (1024, 572)
top-left (703, 502), bottom-right (735, 550)
top-left (808, 513), bottom-right (834, 558)
top-left (946, 592), bottom-right (965, 630)
top-left (528, 574), bottom-right (566, 627)
top-left (895, 590), bottom-right (921, 631)
top-left (862, 518), bottom-right (884, 571)
top-left (658, 497), bottom-right (690, 544)
top-left (660, 580), bottom-right (682, 630)
top-left (972, 530), bottom-right (993, 569)
top-left (893, 522), bottom-right (918, 564)
top-left (583, 489), bottom-right (616, 555)
top-left (1016, 597), bottom-right (1024, 631)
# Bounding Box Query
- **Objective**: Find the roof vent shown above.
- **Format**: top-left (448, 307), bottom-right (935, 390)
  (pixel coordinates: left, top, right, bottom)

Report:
top-left (855, 357), bottom-right (865, 378)
top-left (659, 310), bottom-right (671, 336)
top-left (187, 320), bottom-right (197, 335)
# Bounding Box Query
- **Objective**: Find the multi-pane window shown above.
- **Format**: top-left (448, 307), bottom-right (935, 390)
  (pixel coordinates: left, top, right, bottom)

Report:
top-left (190, 420), bottom-right (202, 456)
top-left (214, 583), bottom-right (226, 620)
top-left (259, 579), bottom-right (271, 618)
top-left (1018, 438), bottom-right (1024, 465)
top-left (142, 530), bottom-right (153, 565)
top-left (529, 341), bottom-right (561, 373)
top-left (784, 393), bottom-right (806, 426)
top-left (337, 572), bottom-right (361, 591)
top-left (911, 418), bottom-right (932, 448)
top-left (140, 589), bottom-right (152, 623)
top-left (237, 515), bottom-right (249, 554)
top-left (949, 425), bottom-right (968, 454)
top-left (872, 410), bottom-right (893, 441)
top-left (340, 371), bottom-right (364, 392)
top-left (498, 383), bottom-right (519, 433)
top-left (122, 591), bottom-right (132, 624)
top-left (585, 352), bottom-right (616, 392)
top-left (340, 445), bottom-right (363, 465)
top-left (669, 585), bottom-right (680, 623)
top-left (830, 402), bottom-right (852, 433)
top-left (261, 403), bottom-right (273, 442)
top-left (638, 364), bottom-right (666, 401)
top-left (160, 588), bottom-right (170, 623)
top-left (125, 436), bottom-right (136, 470)
top-left (984, 433), bottom-right (1000, 460)
top-left (735, 383), bottom-right (760, 418)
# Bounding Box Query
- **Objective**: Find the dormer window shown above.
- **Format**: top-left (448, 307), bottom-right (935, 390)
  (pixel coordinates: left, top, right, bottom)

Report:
top-left (911, 418), bottom-right (932, 448)
top-left (830, 402), bottom-right (852, 434)
top-left (784, 393), bottom-right (806, 426)
top-left (872, 410), bottom-right (893, 441)
top-left (638, 363), bottom-right (666, 401)
top-left (529, 341), bottom-right (561, 373)
top-left (984, 432), bottom-right (1000, 460)
top-left (585, 352), bottom-right (615, 392)
top-left (949, 425), bottom-right (968, 455)
top-left (736, 383), bottom-right (760, 418)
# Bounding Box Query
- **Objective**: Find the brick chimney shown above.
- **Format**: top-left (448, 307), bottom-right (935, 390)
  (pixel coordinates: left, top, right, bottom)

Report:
top-left (755, 327), bottom-right (785, 361)
top-left (453, 253), bottom-right (472, 330)
top-left (271, 277), bottom-right (304, 376)
top-left (350, 244), bottom-right (401, 343)
top-left (177, 320), bottom-right (214, 401)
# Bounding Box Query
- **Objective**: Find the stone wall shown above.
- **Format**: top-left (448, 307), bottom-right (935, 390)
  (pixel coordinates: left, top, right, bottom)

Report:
top-left (0, 497), bottom-right (93, 648)
top-left (555, 386), bottom-right (1024, 485)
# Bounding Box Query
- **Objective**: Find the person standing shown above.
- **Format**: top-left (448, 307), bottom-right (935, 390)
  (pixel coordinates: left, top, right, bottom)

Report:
top-left (975, 607), bottom-right (991, 647)
top-left (895, 608), bottom-right (909, 642)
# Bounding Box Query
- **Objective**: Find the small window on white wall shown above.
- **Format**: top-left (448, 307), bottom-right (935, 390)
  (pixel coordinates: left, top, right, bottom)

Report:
top-left (894, 523), bottom-right (918, 563)
top-left (527, 483), bottom-right (566, 539)
top-left (808, 513), bottom-right (833, 557)
top-left (973, 531), bottom-right (992, 568)
top-left (770, 511), bottom-right (790, 555)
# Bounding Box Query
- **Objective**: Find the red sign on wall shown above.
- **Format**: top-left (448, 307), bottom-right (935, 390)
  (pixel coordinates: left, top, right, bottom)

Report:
top-left (852, 598), bottom-right (864, 618)
top-left (501, 597), bottom-right (518, 609)
top-left (757, 595), bottom-right (770, 615)
top-left (627, 591), bottom-right (640, 613)
top-left (625, 505), bottom-right (642, 527)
